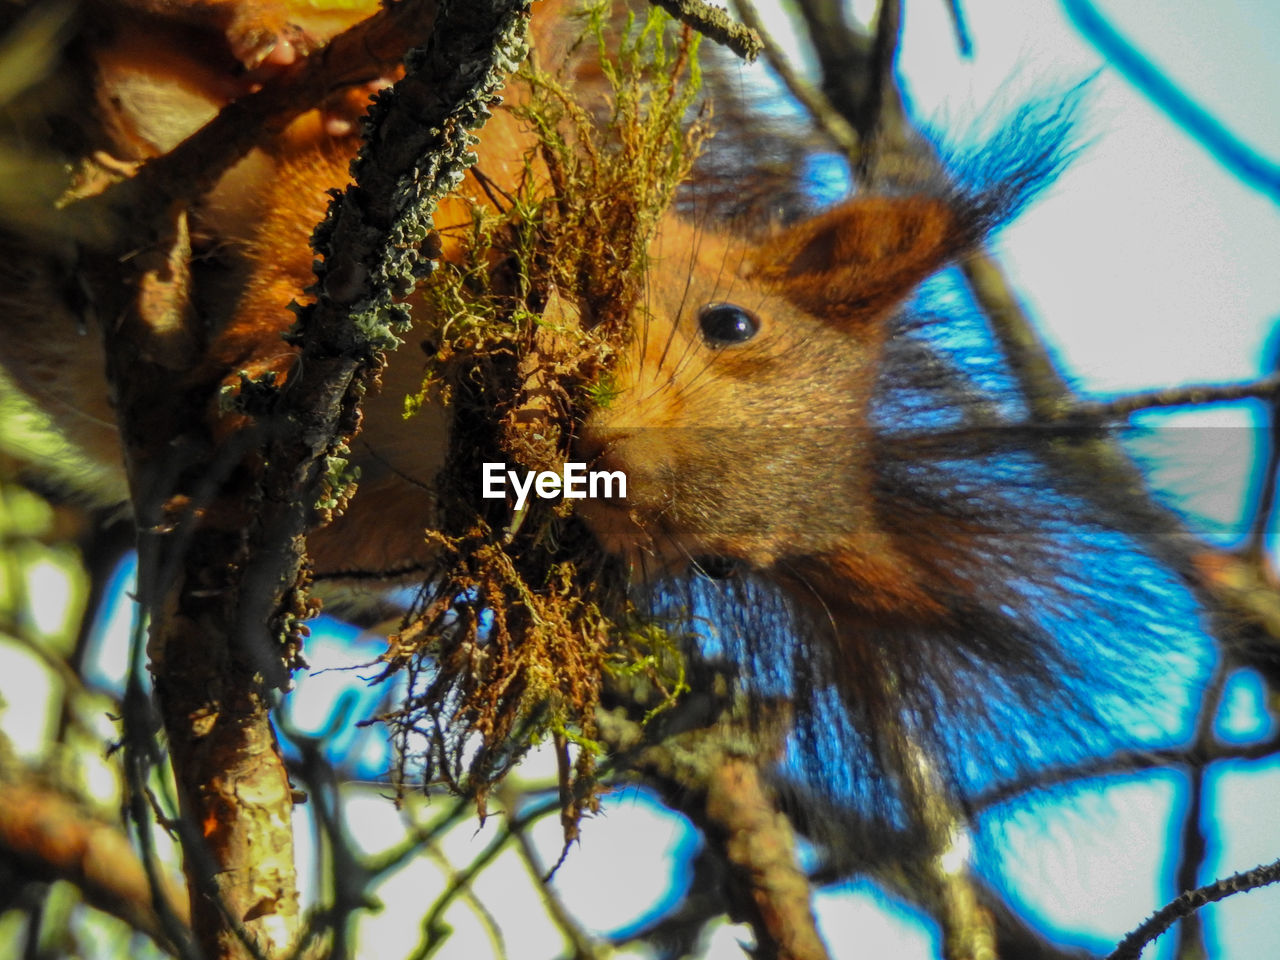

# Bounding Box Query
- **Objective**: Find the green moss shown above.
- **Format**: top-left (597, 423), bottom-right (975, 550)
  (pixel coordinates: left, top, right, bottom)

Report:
top-left (381, 4), bottom-right (706, 818)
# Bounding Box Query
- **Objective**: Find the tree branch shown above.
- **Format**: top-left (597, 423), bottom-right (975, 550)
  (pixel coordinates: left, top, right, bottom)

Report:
top-left (647, 0), bottom-right (763, 61)
top-left (1108, 856), bottom-right (1280, 960)
top-left (1061, 0), bottom-right (1280, 206)
top-left (0, 776), bottom-right (189, 951)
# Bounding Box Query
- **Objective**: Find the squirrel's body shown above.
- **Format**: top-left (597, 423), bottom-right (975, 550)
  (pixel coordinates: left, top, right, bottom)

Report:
top-left (0, 0), bottom-right (1203, 813)
top-left (0, 0), bottom-right (576, 574)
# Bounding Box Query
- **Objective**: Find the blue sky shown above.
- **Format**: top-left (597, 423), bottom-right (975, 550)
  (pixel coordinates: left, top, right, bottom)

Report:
top-left (771, 2), bottom-right (1280, 957)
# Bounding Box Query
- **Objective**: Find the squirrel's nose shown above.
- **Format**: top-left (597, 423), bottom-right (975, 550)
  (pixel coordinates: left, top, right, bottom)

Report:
top-left (574, 428), bottom-right (628, 470)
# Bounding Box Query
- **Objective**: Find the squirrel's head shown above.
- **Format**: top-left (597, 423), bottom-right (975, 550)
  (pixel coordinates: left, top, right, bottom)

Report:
top-left (575, 192), bottom-right (976, 593)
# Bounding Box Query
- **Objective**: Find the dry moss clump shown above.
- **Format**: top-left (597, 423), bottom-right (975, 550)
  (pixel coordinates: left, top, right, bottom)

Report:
top-left (371, 6), bottom-right (705, 823)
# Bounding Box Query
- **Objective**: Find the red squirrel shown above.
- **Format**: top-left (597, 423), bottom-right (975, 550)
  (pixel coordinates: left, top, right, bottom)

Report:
top-left (0, 0), bottom-right (1204, 813)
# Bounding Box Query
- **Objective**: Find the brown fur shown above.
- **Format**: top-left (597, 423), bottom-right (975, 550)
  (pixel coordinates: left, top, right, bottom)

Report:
top-left (0, 1), bottom-right (1201, 814)
top-left (0, 0), bottom-right (1084, 616)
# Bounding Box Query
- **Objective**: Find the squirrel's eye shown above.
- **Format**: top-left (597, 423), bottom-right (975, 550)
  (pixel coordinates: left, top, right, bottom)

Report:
top-left (693, 556), bottom-right (739, 580)
top-left (698, 303), bottom-right (760, 346)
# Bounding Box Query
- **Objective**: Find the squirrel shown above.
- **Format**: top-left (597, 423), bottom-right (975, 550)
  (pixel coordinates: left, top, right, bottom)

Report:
top-left (0, 0), bottom-right (1206, 817)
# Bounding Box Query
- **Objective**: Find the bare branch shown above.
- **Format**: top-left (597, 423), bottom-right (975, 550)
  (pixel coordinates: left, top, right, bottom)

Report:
top-left (941, 0), bottom-right (973, 57)
top-left (1172, 662), bottom-right (1228, 960)
top-left (0, 776), bottom-right (190, 951)
top-left (974, 732), bottom-right (1280, 814)
top-left (731, 0), bottom-right (861, 157)
top-left (1071, 372), bottom-right (1280, 421)
top-left (1108, 857), bottom-right (1280, 960)
top-left (505, 786), bottom-right (605, 960)
top-left (1062, 0), bottom-right (1280, 206)
top-left (647, 0), bottom-right (763, 61)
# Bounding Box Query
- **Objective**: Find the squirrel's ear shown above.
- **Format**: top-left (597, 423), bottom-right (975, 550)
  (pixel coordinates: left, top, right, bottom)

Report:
top-left (757, 196), bottom-right (971, 323)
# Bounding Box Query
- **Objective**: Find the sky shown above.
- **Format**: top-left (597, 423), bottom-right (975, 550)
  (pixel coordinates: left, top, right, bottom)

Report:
top-left (746, 2), bottom-right (1280, 957)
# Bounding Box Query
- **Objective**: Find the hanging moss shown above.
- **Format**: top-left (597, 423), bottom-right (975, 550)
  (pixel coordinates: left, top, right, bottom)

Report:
top-left (372, 7), bottom-right (706, 824)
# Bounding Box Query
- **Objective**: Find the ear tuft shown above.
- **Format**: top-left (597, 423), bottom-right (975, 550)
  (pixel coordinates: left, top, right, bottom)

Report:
top-left (756, 195), bottom-right (967, 323)
top-left (748, 89), bottom-right (1082, 327)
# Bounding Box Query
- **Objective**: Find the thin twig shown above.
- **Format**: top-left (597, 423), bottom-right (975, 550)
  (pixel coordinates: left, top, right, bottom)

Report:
top-left (1070, 372), bottom-right (1280, 421)
top-left (974, 731), bottom-right (1280, 813)
top-left (1243, 355), bottom-right (1280, 563)
top-left (411, 798), bottom-right (564, 958)
top-left (423, 842), bottom-right (508, 958)
top-left (865, 0), bottom-right (903, 155)
top-left (731, 0), bottom-right (861, 157)
top-left (941, 0), bottom-right (973, 57)
top-left (504, 784), bottom-right (605, 960)
top-left (1172, 661), bottom-right (1227, 960)
top-left (1107, 857), bottom-right (1280, 960)
top-left (647, 0), bottom-right (763, 61)
top-left (1062, 0), bottom-right (1280, 207)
